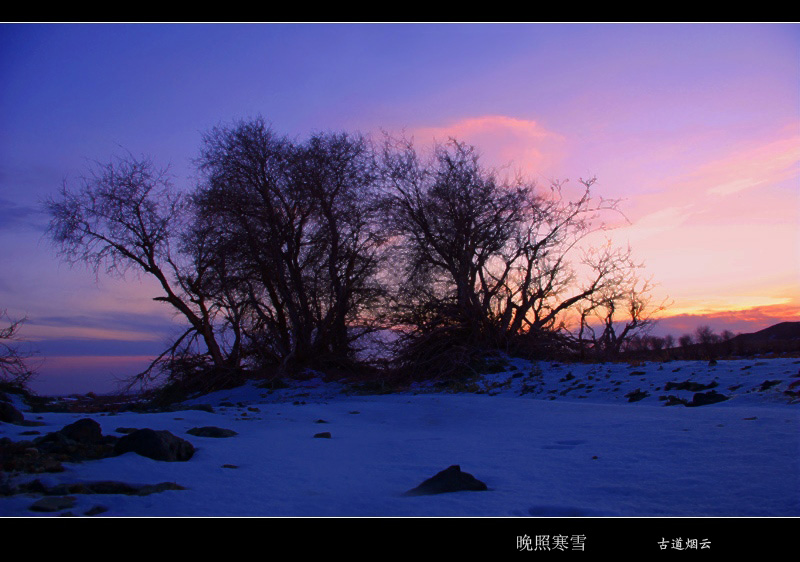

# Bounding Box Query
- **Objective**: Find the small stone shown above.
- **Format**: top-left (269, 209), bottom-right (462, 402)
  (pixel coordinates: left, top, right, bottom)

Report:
top-left (313, 432), bottom-right (332, 439)
top-left (186, 426), bottom-right (238, 438)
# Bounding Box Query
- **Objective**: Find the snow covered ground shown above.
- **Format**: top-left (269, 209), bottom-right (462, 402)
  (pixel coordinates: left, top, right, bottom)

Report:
top-left (1, 356), bottom-right (798, 518)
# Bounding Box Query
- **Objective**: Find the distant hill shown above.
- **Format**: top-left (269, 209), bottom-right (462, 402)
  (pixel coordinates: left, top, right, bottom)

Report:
top-left (625, 321), bottom-right (800, 361)
top-left (698, 321), bottom-right (800, 357)
top-left (731, 321), bottom-right (800, 344)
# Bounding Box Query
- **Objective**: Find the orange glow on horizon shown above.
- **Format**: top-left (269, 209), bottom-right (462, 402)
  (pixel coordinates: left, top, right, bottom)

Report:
top-left (659, 297), bottom-right (800, 320)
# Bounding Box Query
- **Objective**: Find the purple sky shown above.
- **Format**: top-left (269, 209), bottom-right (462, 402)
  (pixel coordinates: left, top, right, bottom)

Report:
top-left (1, 23), bottom-right (798, 394)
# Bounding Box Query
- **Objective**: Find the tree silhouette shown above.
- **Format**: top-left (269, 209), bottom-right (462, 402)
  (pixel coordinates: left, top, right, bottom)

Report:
top-left (45, 154), bottom-right (241, 388)
top-left (193, 118), bottom-right (388, 373)
top-left (0, 309), bottom-right (37, 387)
top-left (380, 135), bottom-right (656, 374)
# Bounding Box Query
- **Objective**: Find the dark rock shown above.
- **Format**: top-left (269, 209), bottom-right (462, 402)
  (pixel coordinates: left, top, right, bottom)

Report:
top-left (17, 420), bottom-right (46, 427)
top-left (314, 419), bottom-right (329, 424)
top-left (222, 464), bottom-right (238, 469)
top-left (662, 395), bottom-right (688, 407)
top-left (0, 402), bottom-right (24, 424)
top-left (664, 380), bottom-right (718, 392)
top-left (80, 481), bottom-right (140, 495)
top-left (29, 496), bottom-right (76, 512)
top-left (114, 429), bottom-right (195, 461)
top-left (759, 380), bottom-right (782, 391)
top-left (32, 424), bottom-right (118, 464)
top-left (34, 431), bottom-right (79, 455)
top-left (186, 404), bottom-right (215, 413)
top-left (313, 432), bottom-right (332, 439)
top-left (15, 479), bottom-right (185, 498)
top-left (84, 505), bottom-right (109, 516)
top-left (135, 482), bottom-right (185, 495)
top-left (58, 418), bottom-right (103, 443)
top-left (186, 426), bottom-right (238, 438)
top-left (48, 483), bottom-right (91, 495)
top-left (0, 438), bottom-right (66, 473)
top-left (687, 391), bottom-right (729, 407)
top-left (115, 427), bottom-right (138, 434)
top-left (625, 389), bottom-right (649, 402)
top-left (404, 465), bottom-right (488, 496)
top-left (18, 479), bottom-right (48, 494)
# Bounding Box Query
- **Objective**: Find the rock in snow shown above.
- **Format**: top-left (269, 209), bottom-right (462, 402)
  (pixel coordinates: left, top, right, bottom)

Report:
top-left (186, 426), bottom-right (238, 438)
top-left (113, 429), bottom-right (195, 462)
top-left (404, 465), bottom-right (488, 496)
top-left (58, 418), bottom-right (104, 443)
top-left (0, 401), bottom-right (25, 424)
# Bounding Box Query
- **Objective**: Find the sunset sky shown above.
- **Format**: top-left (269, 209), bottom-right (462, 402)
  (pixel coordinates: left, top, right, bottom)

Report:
top-left (1, 23), bottom-right (798, 394)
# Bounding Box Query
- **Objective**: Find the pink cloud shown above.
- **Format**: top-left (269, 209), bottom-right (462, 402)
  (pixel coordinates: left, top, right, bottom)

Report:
top-left (624, 127), bottom-right (799, 224)
top-left (412, 115), bottom-right (567, 179)
top-left (701, 135), bottom-right (799, 197)
top-left (601, 126), bottom-right (800, 316)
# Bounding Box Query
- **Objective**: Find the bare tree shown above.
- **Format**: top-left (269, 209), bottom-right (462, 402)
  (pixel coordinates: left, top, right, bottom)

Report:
top-left (0, 310), bottom-right (38, 387)
top-left (45, 154), bottom-right (240, 388)
top-left (576, 244), bottom-right (669, 359)
top-left (695, 325), bottom-right (720, 360)
top-left (193, 118), bottom-right (388, 373)
top-left (380, 135), bottom-right (645, 373)
top-left (381, 137), bottom-right (529, 339)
